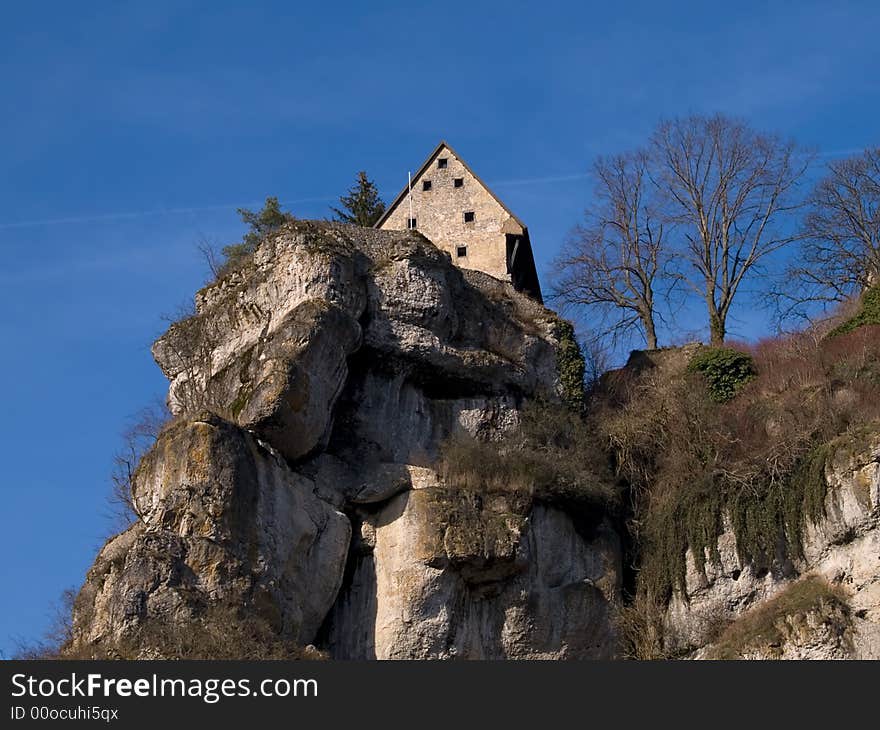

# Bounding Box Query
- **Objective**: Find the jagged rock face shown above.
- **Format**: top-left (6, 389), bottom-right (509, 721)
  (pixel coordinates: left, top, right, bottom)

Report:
top-left (150, 224), bottom-right (558, 463)
top-left (70, 219), bottom-right (880, 660)
top-left (71, 222), bottom-right (620, 659)
top-left (664, 434), bottom-right (880, 659)
top-left (72, 414), bottom-right (350, 653)
top-left (323, 470), bottom-right (621, 659)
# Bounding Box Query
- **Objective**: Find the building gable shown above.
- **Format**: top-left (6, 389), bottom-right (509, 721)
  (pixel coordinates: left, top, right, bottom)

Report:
top-left (376, 141), bottom-right (542, 302)
top-left (374, 141), bottom-right (526, 231)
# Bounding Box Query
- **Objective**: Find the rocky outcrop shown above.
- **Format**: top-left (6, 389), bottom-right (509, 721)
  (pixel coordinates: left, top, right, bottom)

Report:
top-left (72, 414), bottom-right (350, 654)
top-left (664, 432), bottom-right (880, 659)
top-left (69, 221), bottom-right (620, 659)
top-left (323, 470), bottom-right (620, 659)
top-left (150, 224), bottom-right (558, 463)
top-left (67, 221), bottom-right (880, 660)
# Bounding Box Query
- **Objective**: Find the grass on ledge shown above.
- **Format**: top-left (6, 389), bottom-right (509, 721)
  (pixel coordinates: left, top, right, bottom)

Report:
top-left (705, 575), bottom-right (851, 659)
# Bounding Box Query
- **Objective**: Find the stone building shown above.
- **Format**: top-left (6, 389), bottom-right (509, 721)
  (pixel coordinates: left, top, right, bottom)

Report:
top-left (374, 141), bottom-right (543, 302)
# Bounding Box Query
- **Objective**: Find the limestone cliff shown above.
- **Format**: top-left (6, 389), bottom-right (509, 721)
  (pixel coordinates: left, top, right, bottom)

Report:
top-left (69, 221), bottom-right (620, 659)
top-left (600, 346), bottom-right (880, 660)
top-left (665, 433), bottom-right (880, 659)
top-left (68, 220), bottom-right (880, 660)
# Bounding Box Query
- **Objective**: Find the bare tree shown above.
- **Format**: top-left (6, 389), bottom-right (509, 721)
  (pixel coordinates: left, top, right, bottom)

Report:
top-left (109, 399), bottom-right (171, 527)
top-left (652, 114), bottom-right (811, 345)
top-left (12, 588), bottom-right (78, 659)
top-left (553, 151), bottom-right (666, 350)
top-left (582, 336), bottom-right (612, 395)
top-left (783, 147), bottom-right (880, 315)
top-left (197, 235), bottom-right (224, 281)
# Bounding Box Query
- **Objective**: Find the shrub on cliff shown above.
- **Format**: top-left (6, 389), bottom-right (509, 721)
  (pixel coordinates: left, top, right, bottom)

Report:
top-left (686, 346), bottom-right (756, 402)
top-left (705, 576), bottom-right (851, 659)
top-left (202, 196), bottom-right (296, 279)
top-left (12, 588), bottom-right (76, 659)
top-left (57, 606), bottom-right (323, 660)
top-left (109, 400), bottom-right (171, 528)
top-left (104, 607), bottom-right (325, 660)
top-left (553, 319), bottom-right (587, 411)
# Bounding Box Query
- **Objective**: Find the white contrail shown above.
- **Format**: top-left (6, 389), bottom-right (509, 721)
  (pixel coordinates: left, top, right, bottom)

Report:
top-left (489, 173), bottom-right (591, 187)
top-left (0, 196), bottom-right (336, 231)
top-left (0, 172), bottom-right (597, 231)
top-left (2, 147), bottom-right (869, 231)
top-left (814, 147), bottom-right (867, 159)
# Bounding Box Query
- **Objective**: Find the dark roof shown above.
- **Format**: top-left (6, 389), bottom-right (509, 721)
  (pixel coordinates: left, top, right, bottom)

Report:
top-left (374, 140), bottom-right (527, 231)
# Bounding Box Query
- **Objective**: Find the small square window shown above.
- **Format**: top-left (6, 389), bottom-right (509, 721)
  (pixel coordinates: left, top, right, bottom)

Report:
top-left (437, 158), bottom-right (448, 169)
top-left (422, 180), bottom-right (432, 191)
top-left (456, 245), bottom-right (468, 258)
top-left (453, 178), bottom-right (464, 188)
top-left (407, 217), bottom-right (417, 229)
top-left (463, 211), bottom-right (475, 223)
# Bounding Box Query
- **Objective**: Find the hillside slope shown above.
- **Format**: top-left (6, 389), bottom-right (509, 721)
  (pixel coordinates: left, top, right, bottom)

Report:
top-left (597, 342), bottom-right (880, 659)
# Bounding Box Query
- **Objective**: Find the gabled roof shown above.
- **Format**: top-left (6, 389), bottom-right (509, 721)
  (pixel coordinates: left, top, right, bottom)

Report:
top-left (374, 140), bottom-right (527, 231)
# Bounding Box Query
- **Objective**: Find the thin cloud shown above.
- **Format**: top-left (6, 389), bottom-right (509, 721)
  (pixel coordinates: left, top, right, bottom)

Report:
top-left (489, 173), bottom-right (590, 187)
top-left (816, 147), bottom-right (869, 160)
top-left (3, 147), bottom-right (868, 232)
top-left (0, 174), bottom-right (597, 231)
top-left (0, 196), bottom-right (335, 231)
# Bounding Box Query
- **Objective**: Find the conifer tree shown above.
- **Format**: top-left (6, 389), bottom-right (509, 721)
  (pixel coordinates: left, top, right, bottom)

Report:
top-left (216, 196), bottom-right (295, 274)
top-left (331, 171), bottom-right (386, 227)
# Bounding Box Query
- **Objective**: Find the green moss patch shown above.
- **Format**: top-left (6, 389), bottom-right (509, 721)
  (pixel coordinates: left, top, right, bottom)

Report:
top-left (552, 318), bottom-right (586, 411)
top-left (639, 442), bottom-right (832, 604)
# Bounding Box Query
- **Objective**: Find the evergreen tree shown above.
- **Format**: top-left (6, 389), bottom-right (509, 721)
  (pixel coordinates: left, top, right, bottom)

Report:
top-left (331, 171), bottom-right (386, 227)
top-left (220, 196), bottom-right (295, 271)
top-left (553, 319), bottom-right (586, 412)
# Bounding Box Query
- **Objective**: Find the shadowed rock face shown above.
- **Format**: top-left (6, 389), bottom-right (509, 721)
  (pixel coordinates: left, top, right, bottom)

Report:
top-left (70, 221), bottom-right (621, 659)
top-left (323, 479), bottom-right (621, 659)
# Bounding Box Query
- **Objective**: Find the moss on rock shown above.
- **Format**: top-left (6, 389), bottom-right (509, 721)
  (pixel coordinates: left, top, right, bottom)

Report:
top-left (552, 318), bottom-right (586, 411)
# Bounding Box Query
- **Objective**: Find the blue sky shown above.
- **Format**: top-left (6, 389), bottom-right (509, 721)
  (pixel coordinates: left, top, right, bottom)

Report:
top-left (1, 0), bottom-right (878, 655)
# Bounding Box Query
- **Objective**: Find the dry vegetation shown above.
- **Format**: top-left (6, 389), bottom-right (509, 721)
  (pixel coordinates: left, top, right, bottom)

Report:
top-left (438, 400), bottom-right (618, 509)
top-left (93, 608), bottom-right (325, 660)
top-left (436, 291), bottom-right (880, 662)
top-left (12, 588), bottom-right (77, 660)
top-left (613, 597), bottom-right (668, 660)
top-left (594, 306), bottom-right (880, 613)
top-left (705, 575), bottom-right (851, 659)
top-left (108, 400), bottom-right (171, 528)
top-left (16, 601), bottom-right (323, 661)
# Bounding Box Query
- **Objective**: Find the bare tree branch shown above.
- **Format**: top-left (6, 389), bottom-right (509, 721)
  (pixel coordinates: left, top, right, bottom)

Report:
top-left (109, 398), bottom-right (171, 528)
top-left (776, 147), bottom-right (880, 322)
top-left (551, 150), bottom-right (667, 350)
top-left (652, 114), bottom-right (812, 344)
